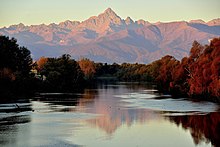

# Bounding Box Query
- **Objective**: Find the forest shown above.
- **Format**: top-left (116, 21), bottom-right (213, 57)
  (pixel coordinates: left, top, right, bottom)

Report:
top-left (0, 35), bottom-right (220, 102)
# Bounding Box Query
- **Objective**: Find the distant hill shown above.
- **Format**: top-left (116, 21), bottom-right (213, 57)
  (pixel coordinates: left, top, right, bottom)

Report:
top-left (0, 8), bottom-right (219, 63)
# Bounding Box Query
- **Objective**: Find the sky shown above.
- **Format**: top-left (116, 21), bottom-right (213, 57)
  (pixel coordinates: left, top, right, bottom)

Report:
top-left (0, 0), bottom-right (220, 27)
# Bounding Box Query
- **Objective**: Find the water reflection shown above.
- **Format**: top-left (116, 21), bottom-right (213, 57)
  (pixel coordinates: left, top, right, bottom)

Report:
top-left (86, 109), bottom-right (159, 134)
top-left (0, 82), bottom-right (220, 147)
top-left (78, 85), bottom-right (160, 134)
top-left (0, 100), bottom-right (32, 146)
top-left (75, 83), bottom-right (220, 146)
top-left (168, 112), bottom-right (220, 147)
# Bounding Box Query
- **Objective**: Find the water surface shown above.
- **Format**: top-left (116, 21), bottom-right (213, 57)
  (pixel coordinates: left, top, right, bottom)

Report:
top-left (0, 82), bottom-right (220, 147)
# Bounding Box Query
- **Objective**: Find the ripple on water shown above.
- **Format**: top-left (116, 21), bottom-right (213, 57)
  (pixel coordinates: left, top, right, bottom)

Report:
top-left (115, 91), bottom-right (219, 114)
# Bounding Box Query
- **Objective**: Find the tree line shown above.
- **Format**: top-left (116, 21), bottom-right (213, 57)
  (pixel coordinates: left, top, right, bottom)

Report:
top-left (0, 36), bottom-right (35, 100)
top-left (0, 35), bottom-right (219, 102)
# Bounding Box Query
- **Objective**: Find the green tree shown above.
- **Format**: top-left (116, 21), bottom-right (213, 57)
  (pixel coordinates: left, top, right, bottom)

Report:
top-left (0, 36), bottom-right (32, 77)
top-left (41, 54), bottom-right (84, 92)
top-left (0, 36), bottom-right (34, 99)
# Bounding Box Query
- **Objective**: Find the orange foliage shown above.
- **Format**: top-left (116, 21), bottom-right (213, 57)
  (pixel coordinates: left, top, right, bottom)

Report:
top-left (37, 57), bottom-right (48, 71)
top-left (156, 55), bottom-right (180, 87)
top-left (176, 38), bottom-right (220, 100)
top-left (78, 58), bottom-right (96, 79)
top-left (150, 38), bottom-right (220, 101)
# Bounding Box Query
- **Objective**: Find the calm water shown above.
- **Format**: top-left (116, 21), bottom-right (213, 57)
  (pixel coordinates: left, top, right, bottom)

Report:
top-left (0, 82), bottom-right (220, 147)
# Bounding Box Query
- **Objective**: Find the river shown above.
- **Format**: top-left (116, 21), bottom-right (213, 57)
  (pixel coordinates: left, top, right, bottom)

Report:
top-left (0, 82), bottom-right (220, 147)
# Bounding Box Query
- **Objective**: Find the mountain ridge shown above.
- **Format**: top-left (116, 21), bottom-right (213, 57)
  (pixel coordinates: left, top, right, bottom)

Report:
top-left (0, 8), bottom-right (219, 63)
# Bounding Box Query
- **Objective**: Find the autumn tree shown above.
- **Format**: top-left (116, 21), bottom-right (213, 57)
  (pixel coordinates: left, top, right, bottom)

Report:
top-left (146, 55), bottom-right (180, 91)
top-left (181, 38), bottom-right (220, 101)
top-left (189, 41), bottom-right (204, 62)
top-left (156, 55), bottom-right (180, 89)
top-left (37, 56), bottom-right (48, 72)
top-left (171, 57), bottom-right (190, 96)
top-left (78, 58), bottom-right (96, 80)
top-left (146, 60), bottom-right (161, 82)
top-left (208, 38), bottom-right (220, 98)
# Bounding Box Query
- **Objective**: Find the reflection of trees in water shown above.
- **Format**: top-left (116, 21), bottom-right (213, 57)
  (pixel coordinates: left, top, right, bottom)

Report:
top-left (167, 112), bottom-right (220, 147)
top-left (81, 89), bottom-right (98, 100)
top-left (0, 115), bottom-right (31, 126)
top-left (35, 89), bottom-right (98, 112)
top-left (34, 93), bottom-right (81, 112)
top-left (0, 114), bottom-right (31, 145)
top-left (98, 82), bottom-right (156, 91)
top-left (77, 89), bottom-right (98, 111)
top-left (124, 82), bottom-right (157, 91)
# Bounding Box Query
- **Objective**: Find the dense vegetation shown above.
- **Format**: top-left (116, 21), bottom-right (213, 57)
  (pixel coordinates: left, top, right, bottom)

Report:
top-left (171, 39), bottom-right (220, 100)
top-left (0, 36), bottom-right (35, 99)
top-left (0, 35), bottom-right (219, 102)
top-left (0, 36), bottom-right (85, 100)
top-left (38, 54), bottom-right (84, 92)
top-left (91, 39), bottom-right (220, 102)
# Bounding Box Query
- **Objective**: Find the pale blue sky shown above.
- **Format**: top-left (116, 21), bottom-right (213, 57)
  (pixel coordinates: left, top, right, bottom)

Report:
top-left (0, 0), bottom-right (219, 27)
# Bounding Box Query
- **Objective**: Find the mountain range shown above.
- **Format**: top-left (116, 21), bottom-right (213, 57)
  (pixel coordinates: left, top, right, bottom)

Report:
top-left (0, 8), bottom-right (220, 63)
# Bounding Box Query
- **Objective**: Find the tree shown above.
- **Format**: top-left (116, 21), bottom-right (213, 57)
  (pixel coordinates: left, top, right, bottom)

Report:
top-left (37, 56), bottom-right (48, 72)
top-left (0, 36), bottom-right (32, 77)
top-left (185, 38), bottom-right (220, 101)
top-left (155, 55), bottom-right (180, 88)
top-left (146, 55), bottom-right (179, 91)
top-left (189, 41), bottom-right (204, 62)
top-left (171, 57), bottom-right (190, 96)
top-left (41, 54), bottom-right (84, 92)
top-left (0, 35), bottom-right (33, 99)
top-left (78, 58), bottom-right (96, 80)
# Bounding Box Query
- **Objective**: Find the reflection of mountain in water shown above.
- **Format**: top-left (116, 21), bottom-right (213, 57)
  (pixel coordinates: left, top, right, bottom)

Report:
top-left (167, 113), bottom-right (220, 147)
top-left (77, 84), bottom-right (161, 134)
top-left (1, 83), bottom-right (220, 147)
top-left (86, 109), bottom-right (159, 134)
top-left (76, 83), bottom-right (220, 147)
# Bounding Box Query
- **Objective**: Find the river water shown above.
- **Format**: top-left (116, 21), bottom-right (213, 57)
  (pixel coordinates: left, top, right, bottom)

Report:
top-left (0, 82), bottom-right (220, 147)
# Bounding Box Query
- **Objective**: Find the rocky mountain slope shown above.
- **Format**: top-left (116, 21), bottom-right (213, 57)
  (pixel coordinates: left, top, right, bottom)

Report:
top-left (0, 8), bottom-right (219, 63)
